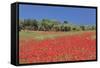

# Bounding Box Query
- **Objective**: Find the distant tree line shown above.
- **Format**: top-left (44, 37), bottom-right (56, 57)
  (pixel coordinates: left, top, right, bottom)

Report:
top-left (19, 19), bottom-right (96, 31)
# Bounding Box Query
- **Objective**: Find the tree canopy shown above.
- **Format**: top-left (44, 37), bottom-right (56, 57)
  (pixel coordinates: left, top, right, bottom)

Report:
top-left (19, 19), bottom-right (96, 31)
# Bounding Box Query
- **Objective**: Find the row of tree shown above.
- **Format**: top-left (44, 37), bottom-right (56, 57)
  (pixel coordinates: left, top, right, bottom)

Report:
top-left (19, 19), bottom-right (96, 32)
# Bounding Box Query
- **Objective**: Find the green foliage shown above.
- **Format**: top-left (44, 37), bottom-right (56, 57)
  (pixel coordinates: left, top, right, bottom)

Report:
top-left (19, 19), bottom-right (96, 32)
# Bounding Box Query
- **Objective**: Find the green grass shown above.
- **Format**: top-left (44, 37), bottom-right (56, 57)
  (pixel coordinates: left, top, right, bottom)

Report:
top-left (19, 31), bottom-right (95, 40)
top-left (19, 31), bottom-right (66, 40)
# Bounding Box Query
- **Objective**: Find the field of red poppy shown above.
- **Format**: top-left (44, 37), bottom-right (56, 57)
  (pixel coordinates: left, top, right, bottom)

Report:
top-left (19, 31), bottom-right (96, 64)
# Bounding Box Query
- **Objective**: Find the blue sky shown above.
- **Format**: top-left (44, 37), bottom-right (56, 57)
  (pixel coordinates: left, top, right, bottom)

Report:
top-left (19, 4), bottom-right (96, 25)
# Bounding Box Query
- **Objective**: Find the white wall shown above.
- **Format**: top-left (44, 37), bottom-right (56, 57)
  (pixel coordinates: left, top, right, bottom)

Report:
top-left (0, 0), bottom-right (99, 68)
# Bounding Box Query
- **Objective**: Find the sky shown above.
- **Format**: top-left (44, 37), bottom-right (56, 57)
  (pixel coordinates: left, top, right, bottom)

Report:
top-left (19, 4), bottom-right (96, 25)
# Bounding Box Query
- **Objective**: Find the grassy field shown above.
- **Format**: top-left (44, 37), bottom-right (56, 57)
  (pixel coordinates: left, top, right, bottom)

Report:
top-left (19, 31), bottom-right (96, 64)
top-left (19, 31), bottom-right (95, 40)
